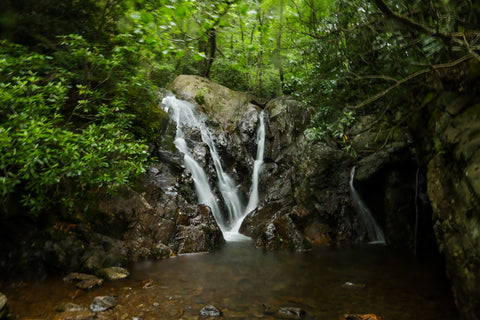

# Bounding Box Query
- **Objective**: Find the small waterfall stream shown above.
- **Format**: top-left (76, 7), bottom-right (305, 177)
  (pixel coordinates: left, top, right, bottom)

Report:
top-left (349, 166), bottom-right (386, 244)
top-left (162, 95), bottom-right (265, 241)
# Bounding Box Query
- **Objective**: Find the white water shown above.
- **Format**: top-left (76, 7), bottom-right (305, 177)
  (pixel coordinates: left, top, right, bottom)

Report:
top-left (162, 95), bottom-right (265, 241)
top-left (349, 166), bottom-right (386, 244)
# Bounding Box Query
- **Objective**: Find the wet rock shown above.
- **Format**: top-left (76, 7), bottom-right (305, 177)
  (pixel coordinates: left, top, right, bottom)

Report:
top-left (56, 302), bottom-right (85, 312)
top-left (89, 296), bottom-right (117, 312)
top-left (54, 310), bottom-right (95, 320)
top-left (341, 282), bottom-right (366, 290)
top-left (0, 292), bottom-right (9, 320)
top-left (63, 273), bottom-right (104, 290)
top-left (97, 266), bottom-right (129, 280)
top-left (168, 75), bottom-right (251, 128)
top-left (81, 234), bottom-right (127, 272)
top-left (262, 303), bottom-right (278, 315)
top-left (199, 305), bottom-right (222, 317)
top-left (276, 307), bottom-right (306, 319)
top-left (175, 204), bottom-right (224, 254)
top-left (262, 304), bottom-right (306, 319)
top-left (344, 314), bottom-right (383, 320)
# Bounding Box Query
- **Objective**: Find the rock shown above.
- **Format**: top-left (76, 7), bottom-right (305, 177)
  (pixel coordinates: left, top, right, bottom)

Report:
top-left (54, 309), bottom-right (95, 320)
top-left (97, 266), bottom-right (129, 280)
top-left (175, 204), bottom-right (225, 254)
top-left (63, 273), bottom-right (104, 290)
top-left (344, 314), bottom-right (383, 320)
top-left (199, 305), bottom-right (222, 317)
top-left (56, 302), bottom-right (85, 312)
top-left (276, 307), bottom-right (306, 319)
top-left (341, 282), bottom-right (366, 290)
top-left (89, 296), bottom-right (117, 312)
top-left (262, 303), bottom-right (277, 315)
top-left (262, 304), bottom-right (306, 319)
top-left (168, 75), bottom-right (251, 128)
top-left (0, 292), bottom-right (9, 320)
top-left (421, 98), bottom-right (480, 319)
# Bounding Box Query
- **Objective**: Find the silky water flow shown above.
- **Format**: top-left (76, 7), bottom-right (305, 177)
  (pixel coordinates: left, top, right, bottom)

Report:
top-left (162, 95), bottom-right (265, 241)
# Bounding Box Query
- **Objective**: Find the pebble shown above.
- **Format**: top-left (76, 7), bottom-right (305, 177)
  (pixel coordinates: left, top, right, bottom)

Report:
top-left (199, 305), bottom-right (222, 317)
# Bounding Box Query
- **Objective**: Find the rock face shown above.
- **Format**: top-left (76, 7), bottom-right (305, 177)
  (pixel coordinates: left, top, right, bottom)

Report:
top-left (169, 75), bottom-right (361, 250)
top-left (420, 93), bottom-right (480, 320)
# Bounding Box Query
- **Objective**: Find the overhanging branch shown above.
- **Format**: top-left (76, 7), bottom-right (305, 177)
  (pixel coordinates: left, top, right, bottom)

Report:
top-left (348, 54), bottom-right (474, 109)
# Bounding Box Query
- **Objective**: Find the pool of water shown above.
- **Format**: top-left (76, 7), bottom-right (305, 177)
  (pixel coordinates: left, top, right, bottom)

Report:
top-left (2, 241), bottom-right (459, 319)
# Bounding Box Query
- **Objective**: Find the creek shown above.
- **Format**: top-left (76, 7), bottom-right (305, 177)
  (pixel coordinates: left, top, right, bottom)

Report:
top-left (3, 240), bottom-right (458, 319)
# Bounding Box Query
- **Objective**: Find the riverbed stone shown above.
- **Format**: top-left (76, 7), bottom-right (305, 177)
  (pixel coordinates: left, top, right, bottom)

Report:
top-left (54, 309), bottom-right (95, 320)
top-left (276, 307), bottom-right (306, 319)
top-left (97, 266), bottom-right (129, 280)
top-left (344, 314), bottom-right (383, 320)
top-left (90, 296), bottom-right (117, 312)
top-left (199, 305), bottom-right (222, 317)
top-left (63, 272), bottom-right (104, 290)
top-left (56, 302), bottom-right (85, 313)
top-left (0, 292), bottom-right (8, 320)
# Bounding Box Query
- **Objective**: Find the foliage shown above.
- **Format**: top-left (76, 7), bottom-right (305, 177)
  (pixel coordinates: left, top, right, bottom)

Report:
top-left (1, 0), bottom-right (478, 217)
top-left (305, 111), bottom-right (357, 157)
top-left (290, 0), bottom-right (479, 151)
top-left (0, 39), bottom-right (153, 215)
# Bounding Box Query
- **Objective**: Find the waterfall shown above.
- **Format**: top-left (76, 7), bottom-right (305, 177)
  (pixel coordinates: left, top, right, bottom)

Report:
top-left (229, 110), bottom-right (265, 236)
top-left (162, 95), bottom-right (265, 241)
top-left (349, 166), bottom-right (386, 244)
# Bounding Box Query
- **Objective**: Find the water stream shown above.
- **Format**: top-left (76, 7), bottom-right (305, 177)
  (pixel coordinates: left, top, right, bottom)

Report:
top-left (350, 166), bottom-right (386, 244)
top-left (162, 95), bottom-right (265, 241)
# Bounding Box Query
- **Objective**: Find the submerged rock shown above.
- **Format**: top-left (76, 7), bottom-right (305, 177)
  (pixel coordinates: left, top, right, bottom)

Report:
top-left (199, 304), bottom-right (222, 317)
top-left (56, 302), bottom-right (85, 312)
top-left (54, 309), bottom-right (95, 320)
top-left (63, 272), bottom-right (104, 290)
top-left (277, 307), bottom-right (306, 319)
top-left (89, 296), bottom-right (117, 312)
top-left (262, 304), bottom-right (306, 319)
top-left (341, 282), bottom-right (366, 290)
top-left (344, 314), bottom-right (383, 320)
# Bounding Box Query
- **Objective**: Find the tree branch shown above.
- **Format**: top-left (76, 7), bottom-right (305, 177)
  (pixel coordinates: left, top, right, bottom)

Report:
top-left (348, 54), bottom-right (474, 109)
top-left (372, 0), bottom-right (476, 49)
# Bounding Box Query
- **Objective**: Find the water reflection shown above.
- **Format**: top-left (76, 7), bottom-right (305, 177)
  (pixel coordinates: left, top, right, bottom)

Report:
top-left (130, 241), bottom-right (457, 319)
top-left (3, 241), bottom-right (459, 320)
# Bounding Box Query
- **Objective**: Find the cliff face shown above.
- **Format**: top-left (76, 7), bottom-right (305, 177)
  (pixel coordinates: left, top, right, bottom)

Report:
top-left (403, 59), bottom-right (480, 320)
top-left (168, 75), bottom-right (361, 250)
top-left (425, 95), bottom-right (480, 320)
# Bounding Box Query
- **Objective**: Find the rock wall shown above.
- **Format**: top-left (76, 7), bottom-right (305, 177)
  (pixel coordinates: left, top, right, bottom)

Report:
top-left (168, 75), bottom-right (362, 250)
top-left (240, 97), bottom-right (359, 249)
top-left (420, 88), bottom-right (480, 319)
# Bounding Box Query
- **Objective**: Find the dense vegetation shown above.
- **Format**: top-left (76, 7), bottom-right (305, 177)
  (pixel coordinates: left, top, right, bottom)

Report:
top-left (0, 0), bottom-right (479, 219)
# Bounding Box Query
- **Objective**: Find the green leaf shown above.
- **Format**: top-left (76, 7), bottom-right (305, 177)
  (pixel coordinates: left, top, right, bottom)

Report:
top-left (193, 52), bottom-right (207, 61)
top-left (175, 5), bottom-right (188, 18)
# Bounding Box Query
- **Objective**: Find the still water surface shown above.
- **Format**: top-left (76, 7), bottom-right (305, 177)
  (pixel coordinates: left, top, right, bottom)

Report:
top-left (4, 241), bottom-right (459, 319)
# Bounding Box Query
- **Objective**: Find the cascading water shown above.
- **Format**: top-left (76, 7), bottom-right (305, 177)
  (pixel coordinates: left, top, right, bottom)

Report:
top-left (349, 166), bottom-right (386, 244)
top-left (231, 110), bottom-right (265, 233)
top-left (162, 95), bottom-right (265, 241)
